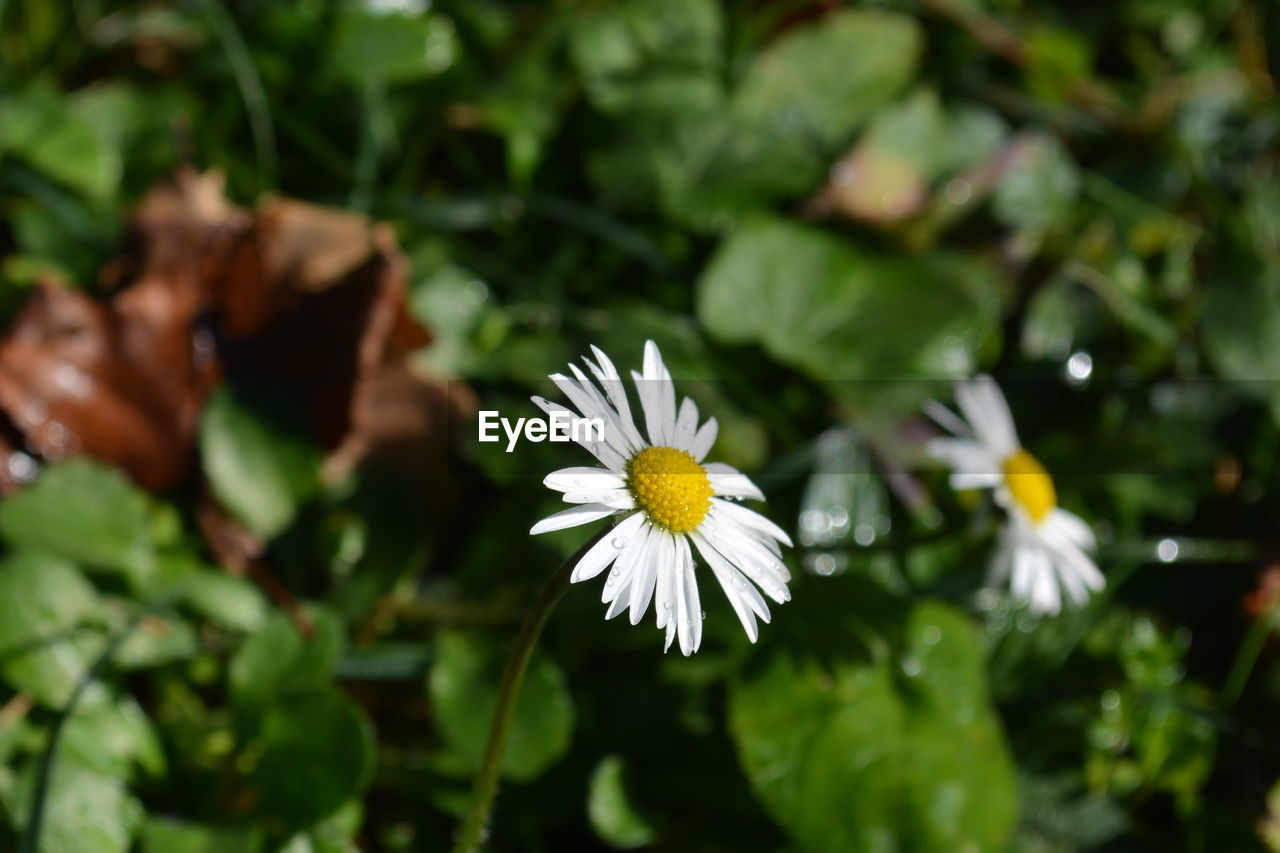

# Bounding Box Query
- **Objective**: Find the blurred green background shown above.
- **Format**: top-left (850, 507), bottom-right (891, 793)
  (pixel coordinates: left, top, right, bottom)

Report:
top-left (1, 0), bottom-right (1279, 851)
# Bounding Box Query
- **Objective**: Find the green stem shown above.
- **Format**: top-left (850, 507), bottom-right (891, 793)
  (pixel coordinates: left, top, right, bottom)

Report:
top-left (1221, 610), bottom-right (1277, 708)
top-left (196, 0), bottom-right (278, 189)
top-left (451, 527), bottom-right (608, 853)
top-left (20, 604), bottom-right (159, 853)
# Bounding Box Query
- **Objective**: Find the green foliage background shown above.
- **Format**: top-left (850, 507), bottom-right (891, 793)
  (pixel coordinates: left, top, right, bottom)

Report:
top-left (1, 0), bottom-right (1279, 851)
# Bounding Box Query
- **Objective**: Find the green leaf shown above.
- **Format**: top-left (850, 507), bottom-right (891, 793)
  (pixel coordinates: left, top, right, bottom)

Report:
top-left (697, 218), bottom-right (1000, 399)
top-left (0, 551), bottom-right (103, 706)
top-left (427, 630), bottom-right (575, 782)
top-left (729, 602), bottom-right (1017, 853)
top-left (0, 457), bottom-right (153, 581)
top-left (331, 11), bottom-right (456, 84)
top-left (199, 386), bottom-right (322, 540)
top-left (591, 9), bottom-right (922, 227)
top-left (569, 0), bottom-right (723, 117)
top-left (0, 83), bottom-right (121, 199)
top-left (1202, 265), bottom-right (1280, 421)
top-left (9, 757), bottom-right (143, 853)
top-left (229, 608), bottom-right (344, 715)
top-left (993, 134), bottom-right (1080, 232)
top-left (62, 694), bottom-right (166, 779)
top-left (177, 567), bottom-right (270, 633)
top-left (251, 688), bottom-right (376, 826)
top-left (588, 755), bottom-right (658, 849)
top-left (142, 818), bottom-right (263, 853)
top-left (733, 10), bottom-right (922, 153)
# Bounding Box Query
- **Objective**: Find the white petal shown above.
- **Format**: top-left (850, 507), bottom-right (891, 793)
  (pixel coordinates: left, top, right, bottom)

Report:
top-left (604, 583), bottom-right (631, 619)
top-left (653, 530), bottom-right (677, 629)
top-left (950, 472), bottom-right (1003, 491)
top-left (693, 534), bottom-right (767, 643)
top-left (638, 340), bottom-right (677, 446)
top-left (690, 417), bottom-right (718, 462)
top-left (673, 398), bottom-right (699, 452)
top-left (530, 503), bottom-right (618, 535)
top-left (531, 396), bottom-right (627, 471)
top-left (923, 399), bottom-right (974, 439)
top-left (1027, 548), bottom-right (1060, 615)
top-left (602, 521), bottom-right (648, 605)
top-left (699, 516), bottom-right (790, 604)
top-left (1040, 521), bottom-right (1105, 595)
top-left (926, 438), bottom-right (999, 478)
top-left (571, 512), bottom-right (645, 582)
top-left (554, 369), bottom-right (635, 458)
top-left (1046, 508), bottom-right (1096, 550)
top-left (705, 462), bottom-right (765, 501)
top-left (631, 369), bottom-right (666, 448)
top-left (683, 545), bottom-right (702, 653)
top-left (584, 346), bottom-right (647, 449)
top-left (709, 499), bottom-right (793, 547)
top-left (1010, 543), bottom-right (1037, 602)
top-left (956, 375), bottom-right (1019, 457)
top-left (561, 488), bottom-right (635, 509)
top-left (628, 525), bottom-right (659, 625)
top-left (672, 536), bottom-right (697, 655)
top-left (544, 467), bottom-right (626, 493)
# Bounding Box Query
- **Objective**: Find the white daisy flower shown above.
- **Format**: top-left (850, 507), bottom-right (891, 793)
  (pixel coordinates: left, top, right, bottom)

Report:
top-left (925, 375), bottom-right (1104, 616)
top-left (530, 341), bottom-right (792, 655)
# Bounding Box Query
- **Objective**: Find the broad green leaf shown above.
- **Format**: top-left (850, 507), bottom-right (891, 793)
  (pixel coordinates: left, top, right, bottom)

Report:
top-left (199, 386), bottom-right (321, 540)
top-left (1202, 264), bottom-right (1280, 422)
top-left (8, 757), bottom-right (143, 853)
top-left (331, 11), bottom-right (456, 84)
top-left (229, 608), bottom-right (344, 715)
top-left (142, 818), bottom-right (263, 853)
top-left (0, 551), bottom-right (103, 706)
top-left (697, 218), bottom-right (1000, 400)
top-left (591, 9), bottom-right (922, 227)
top-left (993, 134), bottom-right (1080, 232)
top-left (588, 755), bottom-right (658, 849)
top-left (428, 630), bottom-right (575, 781)
top-left (0, 457), bottom-right (153, 581)
top-left (733, 10), bottom-right (921, 152)
top-left (62, 694), bottom-right (165, 779)
top-left (278, 800), bottom-right (363, 853)
top-left (0, 84), bottom-right (120, 199)
top-left (177, 567), bottom-right (270, 632)
top-left (569, 0), bottom-right (723, 117)
top-left (729, 602), bottom-right (1017, 853)
top-left (252, 688), bottom-right (376, 825)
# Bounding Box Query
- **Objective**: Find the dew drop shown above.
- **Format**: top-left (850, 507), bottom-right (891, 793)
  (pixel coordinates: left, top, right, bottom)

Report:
top-left (699, 610), bottom-right (707, 620)
top-left (611, 537), bottom-right (627, 549)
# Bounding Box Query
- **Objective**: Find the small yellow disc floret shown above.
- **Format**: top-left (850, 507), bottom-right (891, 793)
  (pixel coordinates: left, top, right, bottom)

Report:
top-left (1002, 448), bottom-right (1056, 523)
top-left (626, 446), bottom-right (714, 533)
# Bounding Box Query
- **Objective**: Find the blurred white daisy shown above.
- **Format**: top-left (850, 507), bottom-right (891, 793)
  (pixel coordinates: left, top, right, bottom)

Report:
top-left (530, 341), bottom-right (792, 655)
top-left (926, 375), bottom-right (1104, 616)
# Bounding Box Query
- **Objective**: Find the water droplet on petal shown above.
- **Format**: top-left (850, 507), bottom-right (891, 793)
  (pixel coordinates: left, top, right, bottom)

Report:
top-left (611, 537), bottom-right (627, 549)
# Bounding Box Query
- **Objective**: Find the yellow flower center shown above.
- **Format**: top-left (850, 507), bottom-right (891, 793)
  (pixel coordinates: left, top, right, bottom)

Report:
top-left (626, 446), bottom-right (714, 533)
top-left (1002, 448), bottom-right (1056, 523)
